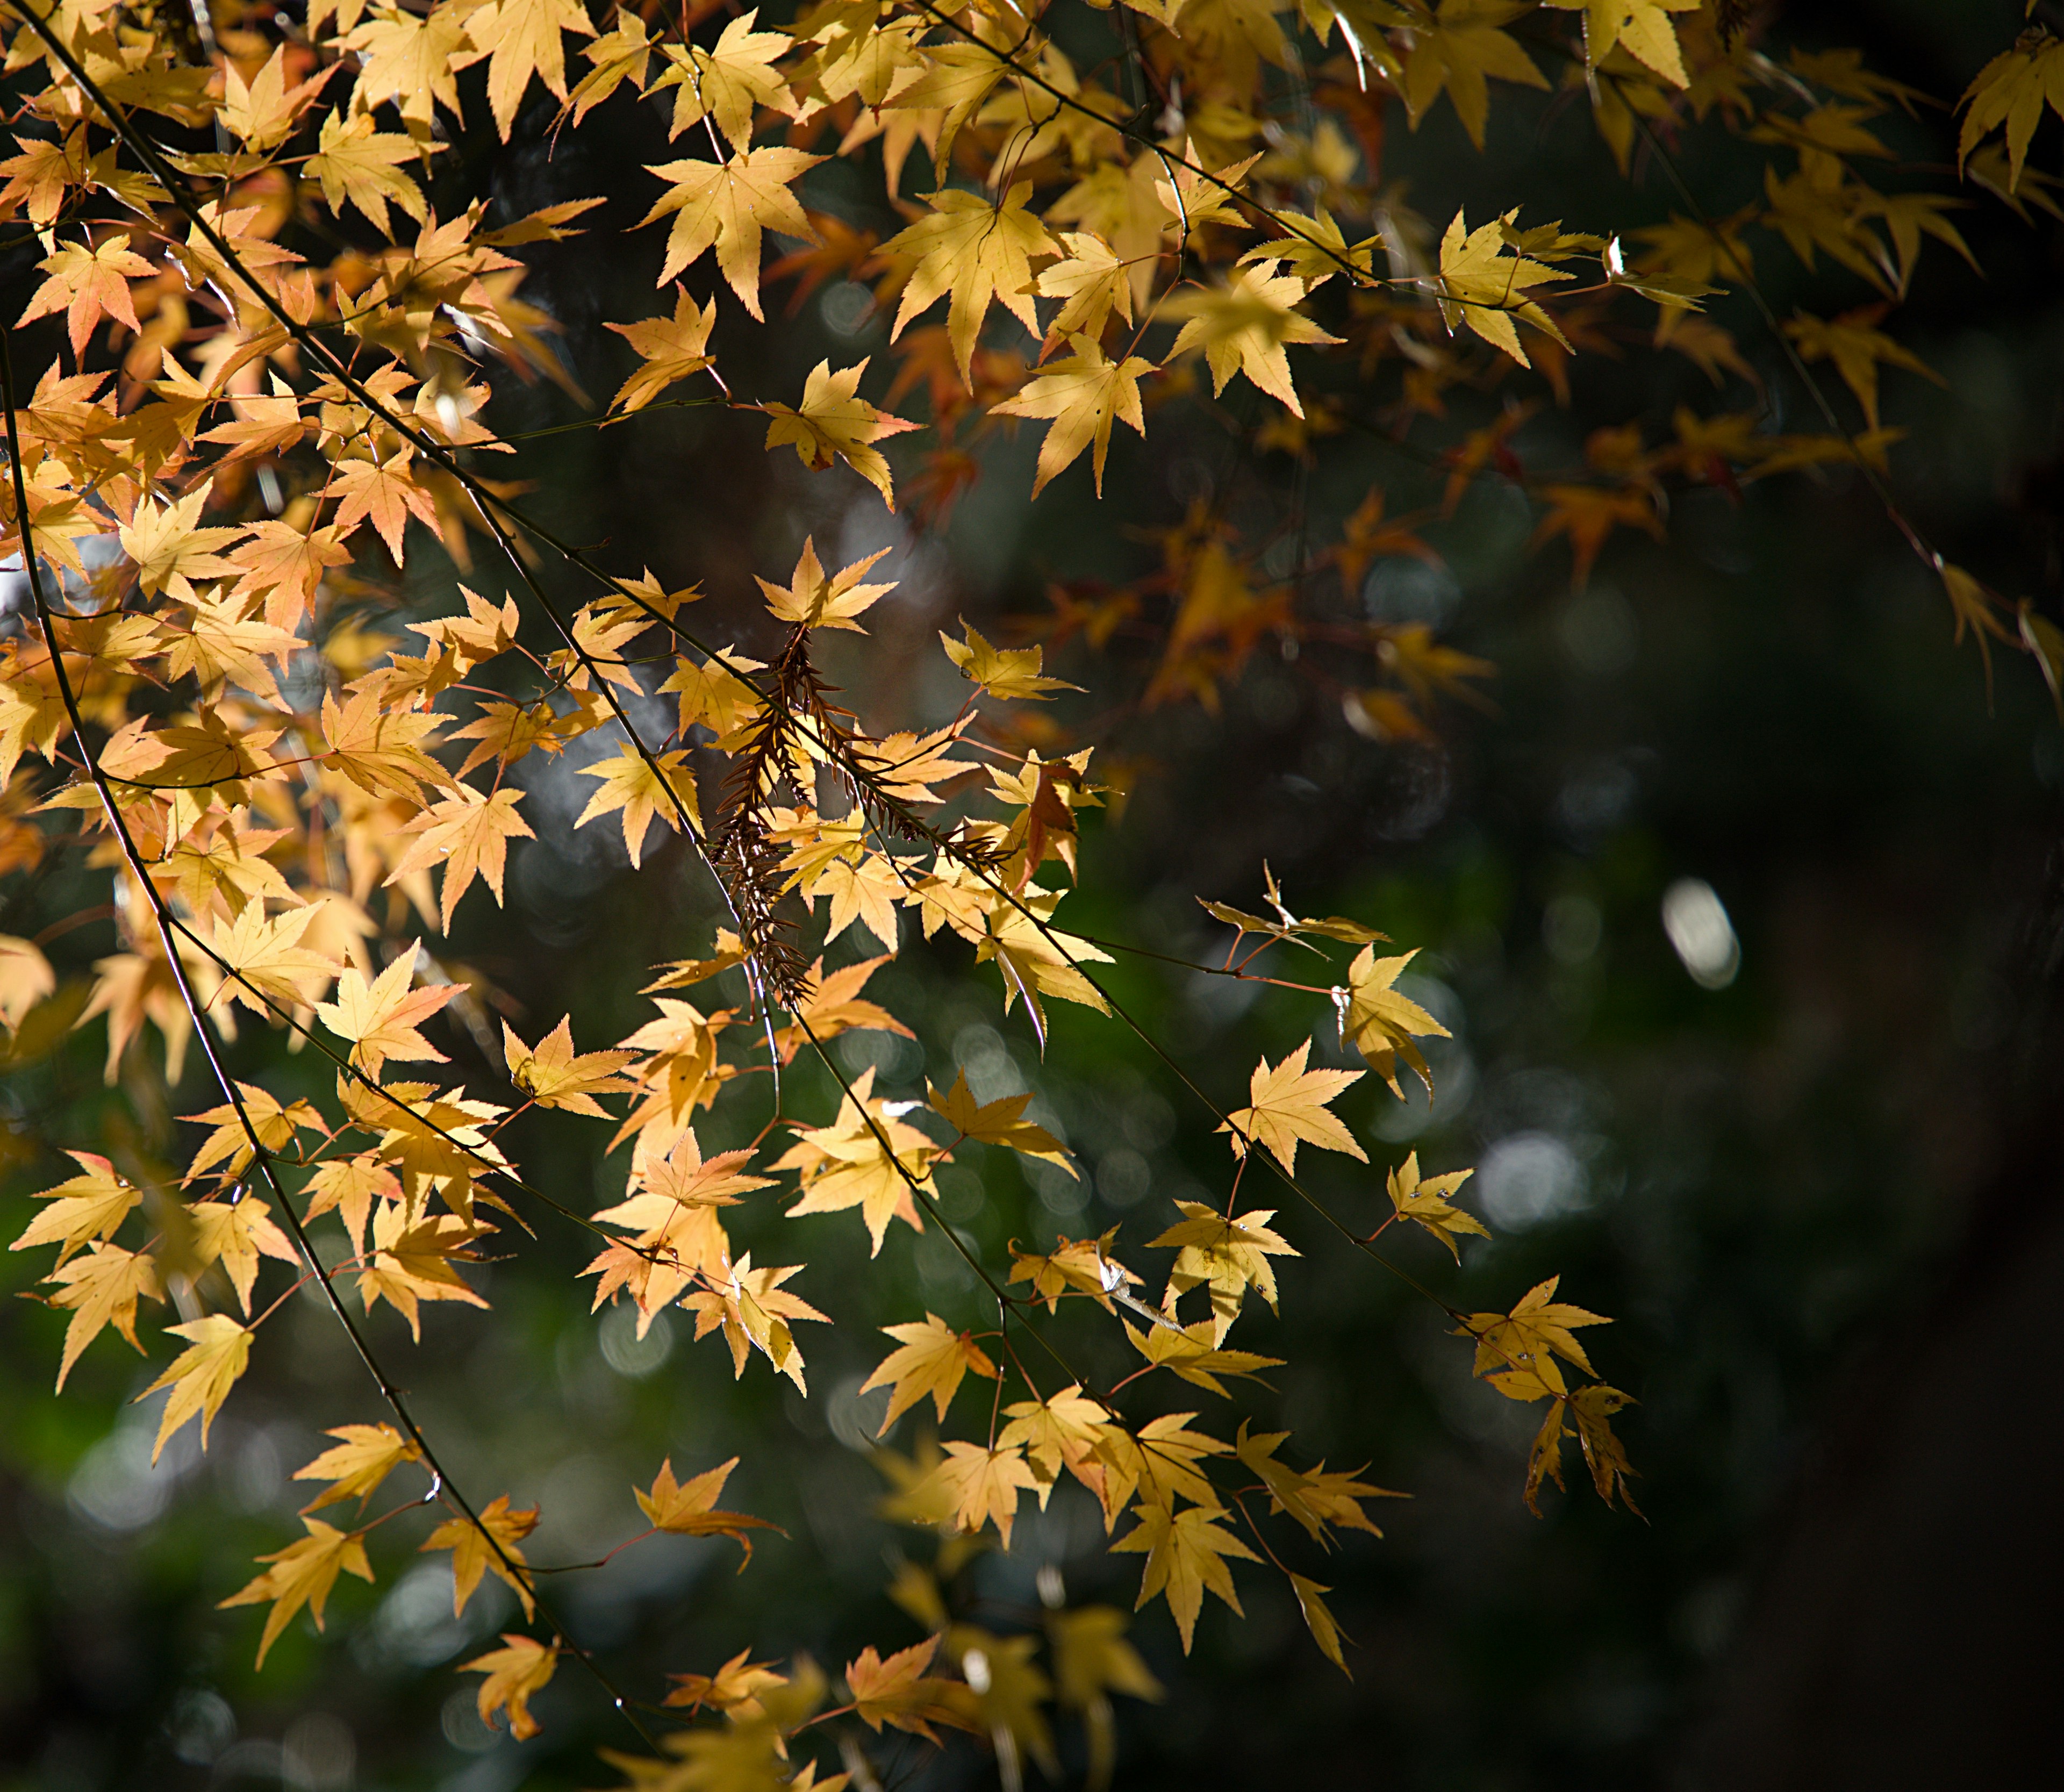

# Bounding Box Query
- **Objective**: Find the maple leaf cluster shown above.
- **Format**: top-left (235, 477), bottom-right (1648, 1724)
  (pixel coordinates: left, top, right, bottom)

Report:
top-left (0, 0), bottom-right (2039, 1779)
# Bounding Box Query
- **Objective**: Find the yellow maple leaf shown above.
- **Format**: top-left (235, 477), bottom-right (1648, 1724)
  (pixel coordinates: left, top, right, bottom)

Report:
top-left (1165, 267), bottom-right (1342, 418)
top-left (188, 1196), bottom-right (298, 1315)
top-left (1337, 944), bottom-right (1451, 1098)
top-left (754, 536), bottom-right (898, 633)
top-left (991, 335), bottom-right (1156, 497)
top-left (422, 1493), bottom-right (540, 1620)
top-left (883, 181), bottom-right (1057, 386)
top-left (641, 145), bottom-right (824, 320)
top-left (218, 1517), bottom-right (375, 1667)
top-left (939, 622), bottom-right (1080, 702)
top-left (1436, 207), bottom-right (1574, 367)
top-left (682, 1251), bottom-right (830, 1390)
top-left (1543, 0), bottom-right (1701, 88)
top-left (930, 1439), bottom-right (1040, 1546)
top-left (1386, 1151), bottom-right (1488, 1259)
top-left (293, 1422), bottom-right (424, 1513)
top-left (845, 1635), bottom-right (972, 1741)
top-left (1959, 26), bottom-right (2064, 192)
top-left (1111, 1501), bottom-right (1259, 1652)
top-left (605, 286), bottom-right (718, 413)
top-left (1782, 306), bottom-right (1944, 433)
top-left (42, 1243), bottom-right (163, 1392)
top-left (1461, 1274), bottom-right (1611, 1399)
top-left (306, 111), bottom-right (431, 235)
top-left (463, 1633), bottom-right (560, 1740)
top-left (1396, 0), bottom-right (1549, 151)
top-left (635, 1456), bottom-right (781, 1562)
top-left (858, 1312), bottom-right (999, 1433)
top-left (574, 741), bottom-right (701, 866)
top-left (10, 1151), bottom-right (139, 1265)
top-left (1220, 1040), bottom-right (1366, 1173)
top-left (762, 358), bottom-right (920, 510)
top-left (386, 785), bottom-right (535, 932)
top-left (1035, 230), bottom-right (1136, 348)
top-left (1150, 1200), bottom-right (1300, 1338)
top-left (503, 1014), bottom-right (638, 1115)
top-left (316, 952), bottom-right (458, 1077)
top-left (928, 1069), bottom-right (1074, 1169)
top-left (140, 1313), bottom-right (251, 1463)
top-left (1288, 1573), bottom-right (1352, 1677)
top-left (650, 9), bottom-right (793, 150)
top-left (465, 0), bottom-right (596, 141)
top-left (117, 483), bottom-right (247, 601)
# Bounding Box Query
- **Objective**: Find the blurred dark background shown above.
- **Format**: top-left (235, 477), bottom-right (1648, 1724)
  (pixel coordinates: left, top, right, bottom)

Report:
top-left (5, 1), bottom-right (2064, 1788)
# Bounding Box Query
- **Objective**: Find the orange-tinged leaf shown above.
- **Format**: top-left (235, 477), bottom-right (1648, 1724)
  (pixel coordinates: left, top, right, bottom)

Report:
top-left (188, 1196), bottom-right (298, 1315)
top-left (635, 1456), bottom-right (782, 1562)
top-left (11, 1151), bottom-right (139, 1265)
top-left (858, 1312), bottom-right (999, 1433)
top-left (386, 786), bottom-right (535, 932)
top-left (329, 449), bottom-right (442, 564)
top-left (293, 1422), bottom-right (424, 1513)
top-left (664, 1648), bottom-right (789, 1714)
top-left (422, 1494), bottom-right (539, 1621)
top-left (463, 1633), bottom-right (560, 1740)
top-left (316, 952), bottom-right (459, 1077)
top-left (218, 1516), bottom-right (375, 1667)
top-left (762, 359), bottom-right (919, 510)
top-left (845, 1635), bottom-right (972, 1740)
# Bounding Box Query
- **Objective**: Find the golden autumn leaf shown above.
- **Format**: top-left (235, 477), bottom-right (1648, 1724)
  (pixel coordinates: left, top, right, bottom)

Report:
top-left (1165, 266), bottom-right (1342, 417)
top-left (463, 1633), bottom-right (560, 1740)
top-left (635, 1456), bottom-right (782, 1561)
top-left (1111, 1501), bottom-right (1259, 1653)
top-left (859, 1312), bottom-right (999, 1432)
top-left (754, 536), bottom-right (898, 633)
top-left (293, 1422), bottom-right (424, 1513)
top-left (386, 785), bottom-right (535, 932)
top-left (140, 1314), bottom-right (252, 1462)
top-left (1220, 1040), bottom-right (1366, 1173)
top-left (218, 1517), bottom-right (375, 1667)
top-left (883, 182), bottom-right (1056, 387)
top-left (991, 335), bottom-right (1156, 497)
top-left (761, 359), bottom-right (920, 510)
top-left (641, 145), bottom-right (824, 320)
top-left (316, 952), bottom-right (459, 1077)
top-left (1386, 1150), bottom-right (1488, 1259)
top-left (606, 286), bottom-right (718, 414)
top-left (422, 1493), bottom-right (540, 1621)
top-left (845, 1635), bottom-right (972, 1741)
